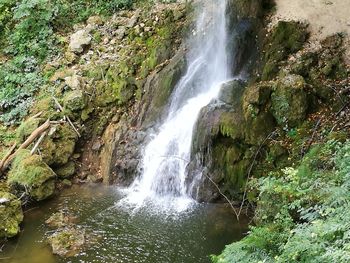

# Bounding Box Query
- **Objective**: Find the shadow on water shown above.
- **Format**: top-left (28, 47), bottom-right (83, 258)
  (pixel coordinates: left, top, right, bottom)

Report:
top-left (1, 184), bottom-right (249, 263)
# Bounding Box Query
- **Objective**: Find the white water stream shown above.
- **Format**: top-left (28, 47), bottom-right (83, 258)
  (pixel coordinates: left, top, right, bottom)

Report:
top-left (122, 0), bottom-right (231, 211)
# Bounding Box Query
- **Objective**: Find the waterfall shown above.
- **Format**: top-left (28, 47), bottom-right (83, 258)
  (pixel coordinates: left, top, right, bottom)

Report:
top-left (123, 0), bottom-right (231, 211)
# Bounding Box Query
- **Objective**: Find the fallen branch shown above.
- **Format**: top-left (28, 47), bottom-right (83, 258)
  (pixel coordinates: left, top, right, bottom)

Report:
top-left (52, 97), bottom-right (81, 137)
top-left (31, 111), bottom-right (43, 119)
top-left (31, 131), bottom-right (48, 155)
top-left (0, 143), bottom-right (17, 173)
top-left (1, 120), bottom-right (50, 172)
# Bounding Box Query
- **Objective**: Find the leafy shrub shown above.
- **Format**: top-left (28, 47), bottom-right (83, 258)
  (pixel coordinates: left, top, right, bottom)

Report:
top-left (213, 140), bottom-right (350, 262)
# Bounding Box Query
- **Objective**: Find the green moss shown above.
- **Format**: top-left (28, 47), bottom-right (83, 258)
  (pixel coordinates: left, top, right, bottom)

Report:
top-left (8, 149), bottom-right (56, 201)
top-left (48, 228), bottom-right (85, 257)
top-left (211, 143), bottom-right (250, 198)
top-left (54, 161), bottom-right (75, 178)
top-left (262, 21), bottom-right (308, 80)
top-left (0, 125), bottom-right (16, 147)
top-left (0, 191), bottom-right (24, 238)
top-left (63, 90), bottom-right (86, 112)
top-left (16, 117), bottom-right (42, 143)
top-left (219, 112), bottom-right (243, 141)
top-left (31, 97), bottom-right (63, 120)
top-left (41, 124), bottom-right (77, 166)
top-left (271, 75), bottom-right (308, 127)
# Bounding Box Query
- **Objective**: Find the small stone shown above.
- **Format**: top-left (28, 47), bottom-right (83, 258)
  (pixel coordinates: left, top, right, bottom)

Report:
top-left (87, 16), bottom-right (103, 26)
top-left (92, 139), bottom-right (103, 151)
top-left (64, 74), bottom-right (80, 89)
top-left (62, 179), bottom-right (72, 187)
top-left (69, 30), bottom-right (92, 53)
top-left (127, 12), bottom-right (140, 28)
top-left (116, 26), bottom-right (126, 40)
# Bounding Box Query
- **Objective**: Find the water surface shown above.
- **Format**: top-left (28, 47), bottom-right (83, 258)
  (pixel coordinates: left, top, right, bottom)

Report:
top-left (1, 184), bottom-right (248, 263)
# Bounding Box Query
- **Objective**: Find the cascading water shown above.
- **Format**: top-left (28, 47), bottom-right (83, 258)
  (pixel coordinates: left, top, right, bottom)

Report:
top-left (123, 0), bottom-right (231, 211)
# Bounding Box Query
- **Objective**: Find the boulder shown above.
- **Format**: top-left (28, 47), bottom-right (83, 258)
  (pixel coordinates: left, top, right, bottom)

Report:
top-left (45, 211), bottom-right (77, 228)
top-left (0, 191), bottom-right (23, 238)
top-left (271, 74), bottom-right (308, 127)
top-left (41, 124), bottom-right (77, 166)
top-left (69, 30), bottom-right (92, 53)
top-left (7, 150), bottom-right (56, 201)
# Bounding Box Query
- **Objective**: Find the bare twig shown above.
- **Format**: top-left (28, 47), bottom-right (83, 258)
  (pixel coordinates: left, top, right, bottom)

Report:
top-left (52, 97), bottom-right (81, 137)
top-left (237, 131), bottom-right (276, 218)
top-left (31, 111), bottom-right (43, 119)
top-left (204, 173), bottom-right (240, 220)
top-left (302, 118), bottom-right (322, 156)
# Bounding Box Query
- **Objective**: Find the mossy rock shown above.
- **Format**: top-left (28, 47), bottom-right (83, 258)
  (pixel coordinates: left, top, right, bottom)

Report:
top-left (31, 97), bottom-right (63, 120)
top-left (242, 81), bottom-right (273, 120)
top-left (16, 117), bottom-right (42, 143)
top-left (7, 150), bottom-right (56, 201)
top-left (262, 21), bottom-right (308, 80)
top-left (219, 110), bottom-right (245, 141)
top-left (54, 161), bottom-right (75, 179)
top-left (211, 143), bottom-right (250, 198)
top-left (244, 111), bottom-right (275, 145)
top-left (271, 74), bottom-right (308, 127)
top-left (0, 191), bottom-right (24, 238)
top-left (63, 90), bottom-right (87, 112)
top-left (218, 79), bottom-right (247, 107)
top-left (48, 228), bottom-right (85, 257)
top-left (41, 124), bottom-right (77, 166)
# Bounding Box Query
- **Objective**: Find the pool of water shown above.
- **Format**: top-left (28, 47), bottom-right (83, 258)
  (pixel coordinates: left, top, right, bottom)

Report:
top-left (1, 184), bottom-right (248, 263)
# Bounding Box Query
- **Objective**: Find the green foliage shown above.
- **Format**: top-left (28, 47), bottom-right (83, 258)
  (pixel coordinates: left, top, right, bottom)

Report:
top-left (54, 0), bottom-right (133, 29)
top-left (0, 0), bottom-right (135, 125)
top-left (6, 0), bottom-right (57, 60)
top-left (0, 56), bottom-right (44, 124)
top-left (214, 140), bottom-right (350, 262)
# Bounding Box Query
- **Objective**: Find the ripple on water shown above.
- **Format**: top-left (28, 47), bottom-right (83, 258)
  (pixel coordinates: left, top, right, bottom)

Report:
top-left (1, 184), bottom-right (248, 263)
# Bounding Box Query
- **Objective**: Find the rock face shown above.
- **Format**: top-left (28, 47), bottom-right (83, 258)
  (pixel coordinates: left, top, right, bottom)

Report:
top-left (0, 191), bottom-right (23, 238)
top-left (188, 80), bottom-right (248, 202)
top-left (7, 150), bottom-right (56, 201)
top-left (69, 29), bottom-right (92, 53)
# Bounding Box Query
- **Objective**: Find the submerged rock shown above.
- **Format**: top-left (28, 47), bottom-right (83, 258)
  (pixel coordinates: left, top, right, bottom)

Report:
top-left (0, 191), bottom-right (23, 238)
top-left (45, 211), bottom-right (77, 228)
top-left (48, 228), bottom-right (85, 257)
top-left (7, 150), bottom-right (56, 201)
